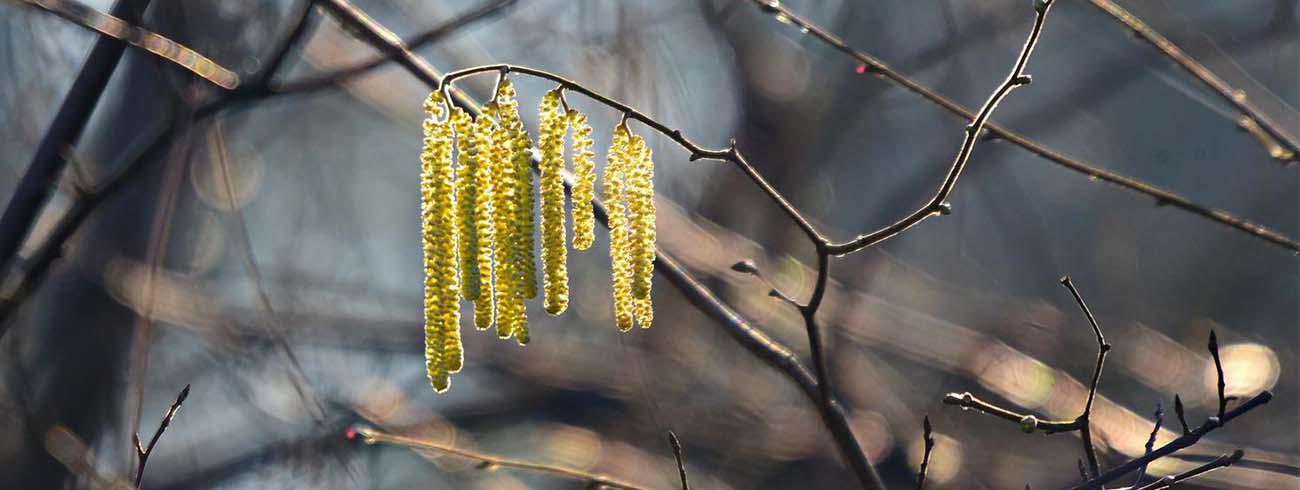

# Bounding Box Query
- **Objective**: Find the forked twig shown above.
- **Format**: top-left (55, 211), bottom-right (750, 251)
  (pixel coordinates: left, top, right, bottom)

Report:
top-left (133, 384), bottom-right (190, 487)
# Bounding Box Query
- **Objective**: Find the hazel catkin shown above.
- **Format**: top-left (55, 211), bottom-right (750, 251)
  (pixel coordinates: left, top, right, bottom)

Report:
top-left (537, 90), bottom-right (570, 315)
top-left (420, 91), bottom-right (462, 392)
top-left (568, 110), bottom-right (596, 251)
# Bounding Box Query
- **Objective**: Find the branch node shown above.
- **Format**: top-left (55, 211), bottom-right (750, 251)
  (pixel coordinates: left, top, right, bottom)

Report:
top-left (1013, 74), bottom-right (1033, 86)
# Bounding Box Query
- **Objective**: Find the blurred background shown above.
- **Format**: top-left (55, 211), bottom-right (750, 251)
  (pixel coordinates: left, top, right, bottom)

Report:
top-left (1, 0), bottom-right (1296, 488)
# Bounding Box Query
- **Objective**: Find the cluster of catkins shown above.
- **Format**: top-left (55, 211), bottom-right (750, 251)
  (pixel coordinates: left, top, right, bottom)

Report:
top-left (419, 81), bottom-right (657, 392)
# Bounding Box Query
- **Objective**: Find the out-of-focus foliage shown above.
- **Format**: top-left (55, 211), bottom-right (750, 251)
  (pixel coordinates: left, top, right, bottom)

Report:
top-left (0, 0), bottom-right (1295, 489)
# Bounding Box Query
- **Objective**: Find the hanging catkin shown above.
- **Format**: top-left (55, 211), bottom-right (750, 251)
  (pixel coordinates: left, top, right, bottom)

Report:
top-left (538, 90), bottom-right (570, 315)
top-left (604, 123), bottom-right (635, 331)
top-left (486, 98), bottom-right (521, 341)
top-left (418, 79), bottom-right (662, 394)
top-left (421, 91), bottom-right (462, 392)
top-left (568, 110), bottom-right (596, 251)
top-left (627, 135), bottom-right (655, 328)
top-left (469, 111), bottom-right (498, 331)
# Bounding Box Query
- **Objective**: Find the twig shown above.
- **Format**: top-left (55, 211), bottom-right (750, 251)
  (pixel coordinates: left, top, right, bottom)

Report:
top-left (273, 0), bottom-right (518, 95)
top-left (1132, 401), bottom-right (1164, 488)
top-left (356, 428), bottom-right (649, 490)
top-left (916, 416), bottom-right (935, 490)
top-left (1208, 330), bottom-right (1226, 421)
top-left (668, 431), bottom-right (689, 490)
top-left (1060, 276), bottom-right (1110, 478)
top-left (1083, 0), bottom-right (1298, 162)
top-left (1131, 449), bottom-right (1244, 490)
top-left (134, 384), bottom-right (190, 487)
top-left (747, 0), bottom-right (1300, 252)
top-left (729, 259), bottom-right (799, 307)
top-left (1173, 394), bottom-right (1189, 434)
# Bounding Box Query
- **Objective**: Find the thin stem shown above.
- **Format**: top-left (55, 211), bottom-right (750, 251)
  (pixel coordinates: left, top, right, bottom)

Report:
top-left (1132, 401), bottom-right (1164, 488)
top-left (916, 416), bottom-right (935, 490)
top-left (942, 391), bottom-right (1078, 433)
top-left (358, 428), bottom-right (648, 490)
top-left (668, 431), bottom-right (689, 490)
top-left (749, 0), bottom-right (1300, 252)
top-left (1060, 276), bottom-right (1110, 478)
top-left (826, 0), bottom-right (1053, 255)
top-left (134, 384), bottom-right (190, 487)
top-left (1083, 0), bottom-right (1298, 162)
top-left (1209, 330), bottom-right (1226, 420)
top-left (1131, 450), bottom-right (1244, 490)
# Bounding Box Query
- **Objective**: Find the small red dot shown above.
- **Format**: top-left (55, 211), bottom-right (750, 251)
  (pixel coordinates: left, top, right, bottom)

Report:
top-left (855, 64), bottom-right (867, 74)
top-left (345, 429), bottom-right (357, 440)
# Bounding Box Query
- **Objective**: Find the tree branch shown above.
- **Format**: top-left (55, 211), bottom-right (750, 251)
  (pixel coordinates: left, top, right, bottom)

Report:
top-left (356, 428), bottom-right (649, 490)
top-left (1083, 0), bottom-right (1298, 163)
top-left (134, 384), bottom-right (190, 487)
top-left (747, 0), bottom-right (1300, 252)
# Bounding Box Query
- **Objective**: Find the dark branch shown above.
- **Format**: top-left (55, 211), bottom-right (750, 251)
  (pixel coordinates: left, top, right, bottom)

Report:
top-left (917, 416), bottom-right (935, 490)
top-left (134, 384), bottom-right (191, 487)
top-left (1132, 450), bottom-right (1244, 490)
top-left (1060, 276), bottom-right (1109, 478)
top-left (668, 431), bottom-right (689, 490)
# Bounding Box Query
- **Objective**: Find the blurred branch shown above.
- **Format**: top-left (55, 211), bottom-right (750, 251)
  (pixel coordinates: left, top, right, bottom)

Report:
top-left (1083, 0), bottom-right (1298, 163)
top-left (133, 384), bottom-right (190, 487)
top-left (747, 0), bottom-right (1300, 252)
top-left (273, 0), bottom-right (517, 95)
top-left (21, 0), bottom-right (240, 88)
top-left (0, 0), bottom-right (153, 329)
top-left (356, 428), bottom-right (649, 490)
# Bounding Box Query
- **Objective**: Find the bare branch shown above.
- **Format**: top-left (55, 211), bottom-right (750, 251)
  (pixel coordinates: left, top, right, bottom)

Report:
top-left (1132, 450), bottom-right (1244, 490)
top-left (134, 384), bottom-right (191, 487)
top-left (1083, 0), bottom-right (1298, 163)
top-left (1060, 276), bottom-right (1110, 478)
top-left (917, 416), bottom-right (935, 490)
top-left (357, 428), bottom-right (648, 490)
top-left (668, 431), bottom-right (689, 490)
top-left (748, 0), bottom-right (1300, 252)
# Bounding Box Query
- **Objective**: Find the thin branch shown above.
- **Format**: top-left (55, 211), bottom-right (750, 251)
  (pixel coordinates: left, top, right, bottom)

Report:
top-left (747, 0), bottom-right (1300, 252)
top-left (273, 0), bottom-right (518, 95)
top-left (134, 384), bottom-right (190, 487)
top-left (916, 416), bottom-right (935, 490)
top-left (1083, 0), bottom-right (1298, 163)
top-left (668, 431), bottom-right (689, 490)
top-left (942, 391), bottom-right (1078, 433)
top-left (1208, 330), bottom-right (1226, 421)
top-left (1068, 390), bottom-right (1270, 490)
top-left (728, 260), bottom-right (800, 308)
top-left (1173, 394), bottom-right (1190, 434)
top-left (1131, 449), bottom-right (1244, 490)
top-left (23, 0), bottom-right (240, 89)
top-left (356, 428), bottom-right (649, 490)
top-left (1060, 276), bottom-right (1110, 478)
top-left (1132, 401), bottom-right (1164, 488)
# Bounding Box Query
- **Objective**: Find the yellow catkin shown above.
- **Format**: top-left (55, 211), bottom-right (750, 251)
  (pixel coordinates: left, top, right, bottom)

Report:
top-left (470, 112), bottom-right (498, 331)
top-left (452, 107), bottom-right (480, 302)
top-left (604, 124), bottom-right (634, 331)
top-left (538, 90), bottom-right (570, 315)
top-left (495, 81), bottom-right (539, 305)
top-left (487, 96), bottom-right (522, 341)
top-left (627, 135), bottom-right (655, 328)
top-left (568, 110), bottom-right (596, 250)
top-left (421, 91), bottom-right (461, 392)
